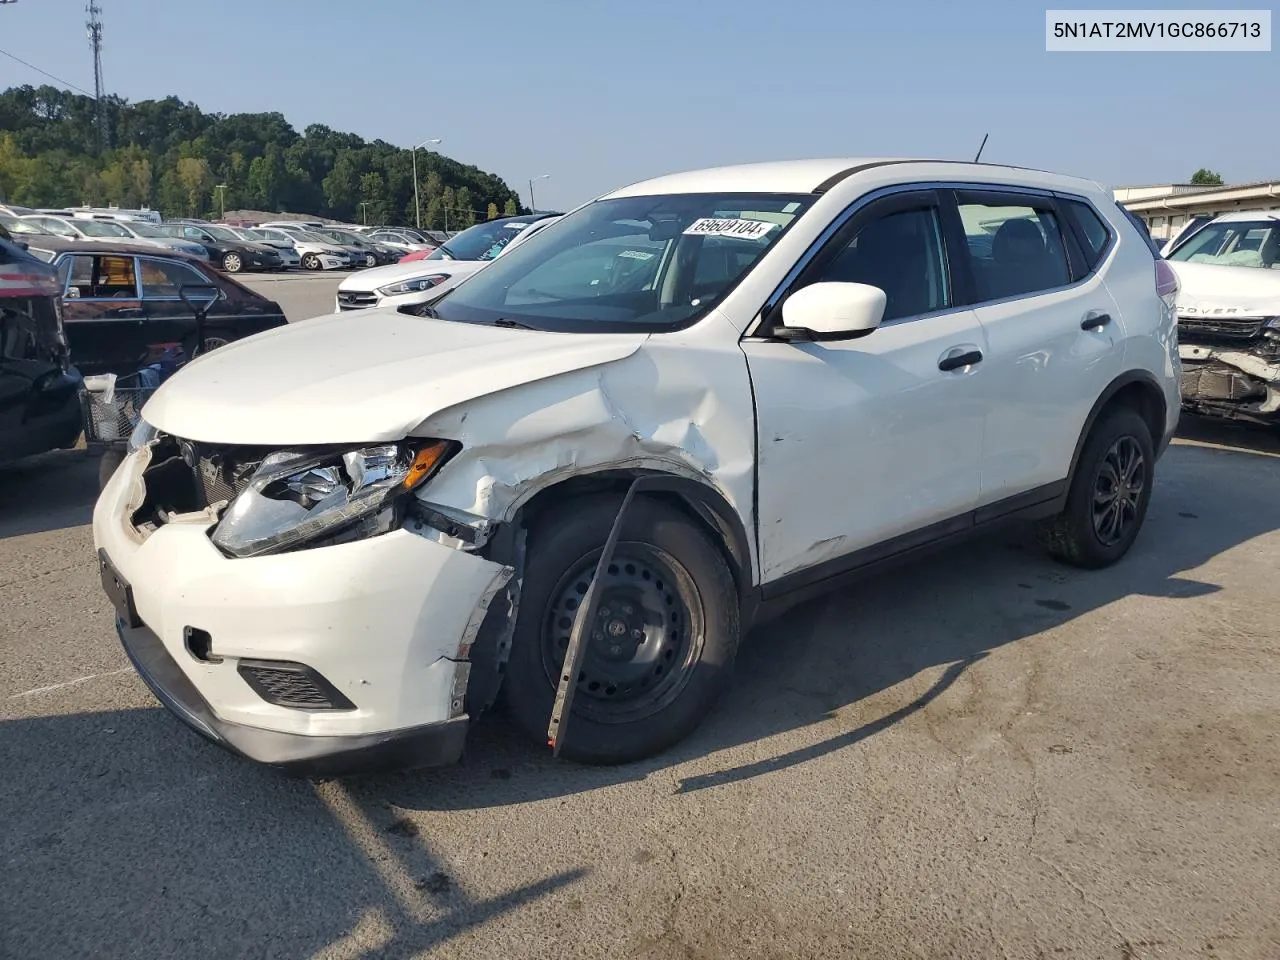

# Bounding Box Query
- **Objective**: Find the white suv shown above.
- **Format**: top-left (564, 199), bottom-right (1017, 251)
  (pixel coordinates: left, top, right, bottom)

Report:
top-left (93, 158), bottom-right (1180, 775)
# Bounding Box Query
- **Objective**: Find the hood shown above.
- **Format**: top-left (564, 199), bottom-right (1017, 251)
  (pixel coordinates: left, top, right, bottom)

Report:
top-left (338, 258), bottom-right (482, 291)
top-left (1169, 261), bottom-right (1280, 317)
top-left (141, 308), bottom-right (648, 445)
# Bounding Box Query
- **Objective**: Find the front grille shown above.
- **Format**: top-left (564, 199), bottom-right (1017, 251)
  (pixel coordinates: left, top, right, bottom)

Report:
top-left (1177, 316), bottom-right (1266, 342)
top-left (1180, 361), bottom-right (1266, 402)
top-left (337, 291), bottom-right (377, 309)
top-left (237, 660), bottom-right (355, 710)
top-left (129, 436), bottom-right (268, 532)
top-left (178, 440), bottom-right (263, 508)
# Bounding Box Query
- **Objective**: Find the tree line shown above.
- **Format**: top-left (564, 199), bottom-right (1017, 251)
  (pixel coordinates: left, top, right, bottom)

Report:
top-left (0, 84), bottom-right (524, 228)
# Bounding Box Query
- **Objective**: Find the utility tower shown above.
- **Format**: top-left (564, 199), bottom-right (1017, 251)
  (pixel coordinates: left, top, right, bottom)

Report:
top-left (86, 0), bottom-right (106, 150)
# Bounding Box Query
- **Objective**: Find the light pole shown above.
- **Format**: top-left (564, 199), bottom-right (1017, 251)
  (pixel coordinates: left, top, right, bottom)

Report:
top-left (215, 183), bottom-right (227, 220)
top-left (359, 201), bottom-right (371, 225)
top-left (528, 174), bottom-right (550, 214)
top-left (412, 137), bottom-right (442, 229)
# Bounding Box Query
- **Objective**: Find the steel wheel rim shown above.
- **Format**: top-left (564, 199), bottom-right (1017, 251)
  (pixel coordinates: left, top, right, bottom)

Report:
top-left (1092, 435), bottom-right (1146, 546)
top-left (540, 542), bottom-right (703, 725)
top-left (365, 254), bottom-right (376, 267)
top-left (192, 336), bottom-right (230, 357)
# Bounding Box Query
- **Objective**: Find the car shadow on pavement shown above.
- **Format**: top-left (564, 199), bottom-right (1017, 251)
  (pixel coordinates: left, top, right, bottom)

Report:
top-left (368, 427), bottom-right (1280, 812)
top-left (0, 448), bottom-right (98, 539)
top-left (0, 704), bottom-right (589, 960)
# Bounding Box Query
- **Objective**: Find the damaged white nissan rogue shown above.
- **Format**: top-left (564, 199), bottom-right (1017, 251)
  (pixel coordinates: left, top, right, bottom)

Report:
top-left (93, 158), bottom-right (1181, 775)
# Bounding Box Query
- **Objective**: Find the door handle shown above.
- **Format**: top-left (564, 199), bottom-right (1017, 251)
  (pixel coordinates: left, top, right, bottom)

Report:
top-left (1081, 311), bottom-right (1112, 331)
top-left (938, 349), bottom-right (983, 372)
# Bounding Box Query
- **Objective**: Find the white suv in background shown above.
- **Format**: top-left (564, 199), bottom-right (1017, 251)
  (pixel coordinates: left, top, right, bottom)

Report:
top-left (94, 158), bottom-right (1179, 776)
top-left (334, 214), bottom-right (560, 311)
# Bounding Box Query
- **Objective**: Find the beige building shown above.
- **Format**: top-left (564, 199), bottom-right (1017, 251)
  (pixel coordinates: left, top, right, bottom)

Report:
top-left (1114, 180), bottom-right (1280, 241)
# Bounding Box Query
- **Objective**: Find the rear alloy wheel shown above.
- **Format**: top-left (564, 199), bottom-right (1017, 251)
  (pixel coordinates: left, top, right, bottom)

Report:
top-left (365, 253), bottom-right (377, 268)
top-left (183, 332), bottom-right (231, 360)
top-left (302, 253), bottom-right (321, 271)
top-left (503, 494), bottom-right (740, 764)
top-left (1038, 407), bottom-right (1154, 568)
top-left (221, 252), bottom-right (243, 273)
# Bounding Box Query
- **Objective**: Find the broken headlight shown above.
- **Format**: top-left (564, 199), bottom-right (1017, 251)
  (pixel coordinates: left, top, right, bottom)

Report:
top-left (210, 440), bottom-right (456, 558)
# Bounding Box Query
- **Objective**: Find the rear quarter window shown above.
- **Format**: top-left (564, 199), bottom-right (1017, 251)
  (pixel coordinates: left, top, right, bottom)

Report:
top-left (1063, 200), bottom-right (1113, 269)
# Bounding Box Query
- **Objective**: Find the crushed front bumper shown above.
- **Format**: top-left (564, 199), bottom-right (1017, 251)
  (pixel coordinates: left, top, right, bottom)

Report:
top-left (93, 449), bottom-right (511, 774)
top-left (1179, 343), bottom-right (1280, 422)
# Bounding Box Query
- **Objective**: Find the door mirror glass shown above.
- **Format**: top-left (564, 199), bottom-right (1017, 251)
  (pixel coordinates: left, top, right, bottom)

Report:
top-left (780, 281), bottom-right (886, 340)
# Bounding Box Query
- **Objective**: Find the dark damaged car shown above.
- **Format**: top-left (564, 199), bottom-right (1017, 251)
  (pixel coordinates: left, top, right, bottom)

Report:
top-left (0, 230), bottom-right (82, 463)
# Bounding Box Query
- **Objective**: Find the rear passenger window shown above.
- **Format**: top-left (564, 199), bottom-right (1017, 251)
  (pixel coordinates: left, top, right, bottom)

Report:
top-left (957, 197), bottom-right (1071, 301)
top-left (1065, 200), bottom-right (1111, 268)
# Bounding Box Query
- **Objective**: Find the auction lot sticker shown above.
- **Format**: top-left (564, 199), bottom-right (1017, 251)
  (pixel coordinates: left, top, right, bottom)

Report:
top-left (683, 218), bottom-right (778, 241)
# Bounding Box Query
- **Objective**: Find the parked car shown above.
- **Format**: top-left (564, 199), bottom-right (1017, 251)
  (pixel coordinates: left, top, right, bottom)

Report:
top-left (1164, 211), bottom-right (1280, 425)
top-left (20, 213), bottom-right (205, 260)
top-left (109, 220), bottom-right (212, 261)
top-left (0, 231), bottom-right (82, 463)
top-left (337, 215), bottom-right (560, 311)
top-left (250, 227), bottom-right (352, 270)
top-left (310, 227), bottom-right (400, 268)
top-left (0, 212), bottom-right (48, 242)
top-left (25, 237), bottom-right (288, 376)
top-left (365, 228), bottom-right (435, 254)
top-left (155, 223), bottom-right (283, 273)
top-left (93, 158), bottom-right (1179, 775)
top-left (216, 226), bottom-right (302, 269)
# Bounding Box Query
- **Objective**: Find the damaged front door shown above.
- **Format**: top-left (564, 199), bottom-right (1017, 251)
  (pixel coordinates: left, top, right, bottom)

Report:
top-left (743, 190), bottom-right (987, 586)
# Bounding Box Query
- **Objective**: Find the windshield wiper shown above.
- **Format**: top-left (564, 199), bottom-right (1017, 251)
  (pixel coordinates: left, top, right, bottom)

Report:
top-left (491, 317), bottom-right (536, 330)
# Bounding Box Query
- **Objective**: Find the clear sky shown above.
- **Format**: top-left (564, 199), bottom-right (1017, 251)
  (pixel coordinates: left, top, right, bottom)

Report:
top-left (1, 0), bottom-right (1275, 210)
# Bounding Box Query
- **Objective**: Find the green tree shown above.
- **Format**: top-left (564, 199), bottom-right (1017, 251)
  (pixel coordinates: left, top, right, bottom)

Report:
top-left (175, 156), bottom-right (213, 216)
top-left (1189, 168), bottom-right (1224, 186)
top-left (503, 197), bottom-right (518, 216)
top-left (486, 202), bottom-right (499, 220)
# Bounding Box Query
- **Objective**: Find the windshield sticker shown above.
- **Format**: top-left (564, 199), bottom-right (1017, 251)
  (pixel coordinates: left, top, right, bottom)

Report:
top-left (617, 249), bottom-right (655, 260)
top-left (503, 222), bottom-right (529, 230)
top-left (682, 218), bottom-right (778, 241)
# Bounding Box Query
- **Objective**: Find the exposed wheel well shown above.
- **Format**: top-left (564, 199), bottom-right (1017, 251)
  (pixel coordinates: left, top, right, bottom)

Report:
top-left (515, 471), bottom-right (753, 602)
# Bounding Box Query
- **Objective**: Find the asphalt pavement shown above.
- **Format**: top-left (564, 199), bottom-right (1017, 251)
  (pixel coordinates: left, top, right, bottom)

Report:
top-left (239, 269), bottom-right (350, 323)
top-left (1, 282), bottom-right (1278, 958)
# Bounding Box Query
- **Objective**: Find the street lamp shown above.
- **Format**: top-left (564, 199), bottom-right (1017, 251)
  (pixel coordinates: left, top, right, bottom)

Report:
top-left (528, 174), bottom-right (550, 214)
top-left (359, 201), bottom-right (371, 225)
top-left (215, 184), bottom-right (227, 220)
top-left (412, 137), bottom-right (442, 229)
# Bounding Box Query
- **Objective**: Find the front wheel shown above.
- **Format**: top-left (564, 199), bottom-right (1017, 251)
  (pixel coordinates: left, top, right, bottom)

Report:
top-left (364, 253), bottom-right (377, 268)
top-left (1037, 407), bottom-right (1155, 568)
top-left (503, 495), bottom-right (740, 765)
top-left (302, 253), bottom-right (321, 270)
top-left (221, 252), bottom-right (243, 273)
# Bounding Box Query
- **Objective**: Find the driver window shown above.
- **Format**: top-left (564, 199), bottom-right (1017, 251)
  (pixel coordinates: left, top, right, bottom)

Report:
top-left (139, 258), bottom-right (208, 299)
top-left (806, 205), bottom-right (949, 321)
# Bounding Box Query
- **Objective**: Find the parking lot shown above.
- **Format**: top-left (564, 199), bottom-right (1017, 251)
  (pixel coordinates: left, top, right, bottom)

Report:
top-left (3, 273), bottom-right (1279, 960)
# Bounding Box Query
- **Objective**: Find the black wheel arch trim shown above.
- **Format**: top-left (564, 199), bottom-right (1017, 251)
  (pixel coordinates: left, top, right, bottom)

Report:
top-left (1068, 370), bottom-right (1170, 483)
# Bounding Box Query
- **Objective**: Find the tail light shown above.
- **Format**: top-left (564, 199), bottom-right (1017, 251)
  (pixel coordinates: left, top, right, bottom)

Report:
top-left (1155, 259), bottom-right (1179, 308)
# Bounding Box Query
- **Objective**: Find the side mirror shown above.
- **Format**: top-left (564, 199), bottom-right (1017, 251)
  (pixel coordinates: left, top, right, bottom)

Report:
top-left (778, 281), bottom-right (886, 342)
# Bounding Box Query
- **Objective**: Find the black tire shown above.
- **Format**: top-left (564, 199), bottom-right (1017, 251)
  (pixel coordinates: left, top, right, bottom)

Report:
top-left (503, 494), bottom-right (740, 765)
top-left (182, 331), bottom-right (231, 360)
top-left (1037, 406), bottom-right (1154, 569)
top-left (98, 449), bottom-right (125, 490)
top-left (302, 253), bottom-right (321, 271)
top-left (221, 252), bottom-right (243, 273)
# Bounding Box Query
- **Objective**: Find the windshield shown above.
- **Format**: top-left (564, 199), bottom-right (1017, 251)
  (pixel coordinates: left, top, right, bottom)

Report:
top-left (201, 224), bottom-right (245, 242)
top-left (0, 213), bottom-right (41, 235)
top-left (293, 231), bottom-right (331, 243)
top-left (219, 227), bottom-right (255, 241)
top-left (1168, 220), bottom-right (1280, 270)
top-left (428, 219), bottom-right (543, 262)
top-left (76, 219), bottom-right (132, 238)
top-left (127, 222), bottom-right (169, 238)
top-left (433, 193), bottom-right (813, 332)
top-left (318, 230), bottom-right (361, 245)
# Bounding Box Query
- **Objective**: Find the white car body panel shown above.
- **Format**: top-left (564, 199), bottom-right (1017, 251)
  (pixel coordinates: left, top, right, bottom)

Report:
top-left (93, 157), bottom-right (1178, 770)
top-left (140, 309), bottom-right (650, 445)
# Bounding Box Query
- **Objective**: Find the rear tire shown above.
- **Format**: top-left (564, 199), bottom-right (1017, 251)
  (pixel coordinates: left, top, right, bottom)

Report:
top-left (502, 494), bottom-right (740, 765)
top-left (1037, 407), bottom-right (1154, 568)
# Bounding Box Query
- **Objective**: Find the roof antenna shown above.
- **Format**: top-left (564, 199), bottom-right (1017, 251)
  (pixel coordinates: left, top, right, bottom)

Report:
top-left (974, 133), bottom-right (989, 163)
